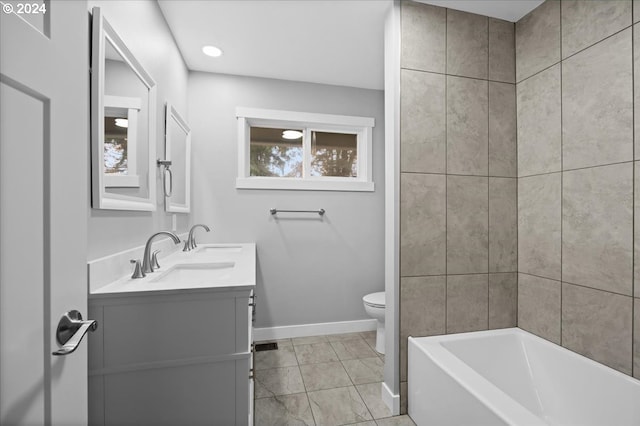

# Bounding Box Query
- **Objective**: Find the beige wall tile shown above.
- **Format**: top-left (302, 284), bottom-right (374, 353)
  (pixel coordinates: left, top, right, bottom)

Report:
top-left (636, 163), bottom-right (640, 297)
top-left (400, 276), bottom-right (446, 340)
top-left (400, 275), bottom-right (446, 381)
top-left (635, 25), bottom-right (640, 159)
top-left (516, 64), bottom-right (561, 177)
top-left (562, 29), bottom-right (633, 170)
top-left (447, 76), bottom-right (488, 176)
top-left (446, 274), bottom-right (489, 333)
top-left (447, 176), bottom-right (489, 274)
top-left (401, 1), bottom-right (446, 73)
top-left (561, 0), bottom-right (631, 59)
top-left (447, 9), bottom-right (488, 79)
top-left (518, 274), bottom-right (561, 344)
top-left (400, 173), bottom-right (446, 276)
top-left (489, 273), bottom-right (517, 329)
top-left (635, 0), bottom-right (640, 23)
top-left (489, 82), bottom-right (517, 177)
top-left (516, 0), bottom-right (560, 82)
top-left (518, 173), bottom-right (561, 280)
top-left (562, 163), bottom-right (633, 296)
top-left (634, 298), bottom-right (640, 379)
top-left (400, 381), bottom-right (407, 415)
top-left (400, 70), bottom-right (445, 173)
top-left (489, 178), bottom-right (517, 272)
top-left (562, 283), bottom-right (633, 375)
top-left (489, 18), bottom-right (515, 83)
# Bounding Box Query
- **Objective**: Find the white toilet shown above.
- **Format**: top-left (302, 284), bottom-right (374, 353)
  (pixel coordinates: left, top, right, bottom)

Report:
top-left (362, 292), bottom-right (385, 354)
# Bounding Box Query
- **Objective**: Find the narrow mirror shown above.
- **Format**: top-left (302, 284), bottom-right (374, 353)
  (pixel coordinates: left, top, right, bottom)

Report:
top-left (91, 7), bottom-right (156, 211)
top-left (164, 103), bottom-right (191, 213)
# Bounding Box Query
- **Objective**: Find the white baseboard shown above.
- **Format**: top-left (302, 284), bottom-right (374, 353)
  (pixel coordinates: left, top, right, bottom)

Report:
top-left (253, 319), bottom-right (377, 341)
top-left (382, 381), bottom-right (400, 416)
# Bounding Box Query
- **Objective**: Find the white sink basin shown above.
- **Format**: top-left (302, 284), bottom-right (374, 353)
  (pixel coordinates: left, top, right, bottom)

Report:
top-left (150, 262), bottom-right (235, 285)
top-left (196, 245), bottom-right (243, 254)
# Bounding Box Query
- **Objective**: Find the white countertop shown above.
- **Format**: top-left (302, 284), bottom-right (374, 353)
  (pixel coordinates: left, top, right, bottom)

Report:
top-left (90, 243), bottom-right (255, 298)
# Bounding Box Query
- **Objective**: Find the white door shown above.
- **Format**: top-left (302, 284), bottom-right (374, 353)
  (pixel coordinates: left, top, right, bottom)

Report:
top-left (1, 1), bottom-right (89, 424)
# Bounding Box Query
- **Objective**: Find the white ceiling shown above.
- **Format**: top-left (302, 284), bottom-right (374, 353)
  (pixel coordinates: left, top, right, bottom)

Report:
top-left (158, 0), bottom-right (390, 91)
top-left (158, 0), bottom-right (544, 91)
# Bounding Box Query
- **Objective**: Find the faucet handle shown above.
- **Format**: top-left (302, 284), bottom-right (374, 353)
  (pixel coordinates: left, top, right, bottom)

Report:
top-left (183, 240), bottom-right (191, 252)
top-left (151, 250), bottom-right (161, 270)
top-left (130, 259), bottom-right (145, 279)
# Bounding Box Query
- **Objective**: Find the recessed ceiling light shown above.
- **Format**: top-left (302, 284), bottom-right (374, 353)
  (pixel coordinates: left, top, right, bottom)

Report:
top-left (202, 45), bottom-right (223, 57)
top-left (282, 130), bottom-right (303, 140)
top-left (115, 118), bottom-right (128, 128)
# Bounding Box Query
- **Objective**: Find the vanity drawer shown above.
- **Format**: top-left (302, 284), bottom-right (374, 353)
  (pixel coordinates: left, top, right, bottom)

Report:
top-left (89, 290), bottom-right (251, 370)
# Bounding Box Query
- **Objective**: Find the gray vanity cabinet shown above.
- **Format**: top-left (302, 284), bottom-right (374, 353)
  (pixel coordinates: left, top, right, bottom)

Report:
top-left (88, 288), bottom-right (254, 425)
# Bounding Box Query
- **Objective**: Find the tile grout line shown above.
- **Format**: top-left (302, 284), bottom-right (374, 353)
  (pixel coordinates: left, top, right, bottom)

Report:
top-left (520, 271), bottom-right (635, 299)
top-left (559, 0), bottom-right (563, 348)
top-left (487, 16), bottom-right (491, 330)
top-left (518, 160), bottom-right (635, 179)
top-left (291, 342), bottom-right (319, 426)
top-left (486, 16), bottom-right (490, 331)
top-left (444, 6), bottom-right (448, 336)
top-left (401, 66), bottom-right (515, 84)
top-left (516, 22), bottom-right (634, 85)
top-left (632, 4), bottom-right (636, 378)
top-left (515, 15), bottom-right (519, 329)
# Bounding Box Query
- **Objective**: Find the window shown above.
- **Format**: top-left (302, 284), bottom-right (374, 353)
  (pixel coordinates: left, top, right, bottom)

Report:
top-left (236, 108), bottom-right (374, 191)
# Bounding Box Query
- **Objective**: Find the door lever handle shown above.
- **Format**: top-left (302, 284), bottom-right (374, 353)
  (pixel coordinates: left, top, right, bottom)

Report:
top-left (52, 310), bottom-right (98, 356)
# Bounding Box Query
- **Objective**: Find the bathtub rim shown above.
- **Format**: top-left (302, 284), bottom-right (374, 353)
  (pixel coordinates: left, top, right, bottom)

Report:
top-left (408, 329), bottom-right (547, 426)
top-left (408, 327), bottom-right (640, 426)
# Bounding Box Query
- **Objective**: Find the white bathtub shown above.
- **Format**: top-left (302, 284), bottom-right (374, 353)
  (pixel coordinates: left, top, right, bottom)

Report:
top-left (408, 328), bottom-right (640, 426)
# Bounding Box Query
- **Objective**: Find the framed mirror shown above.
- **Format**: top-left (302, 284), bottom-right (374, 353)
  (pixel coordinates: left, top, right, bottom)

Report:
top-left (163, 103), bottom-right (191, 213)
top-left (91, 7), bottom-right (157, 211)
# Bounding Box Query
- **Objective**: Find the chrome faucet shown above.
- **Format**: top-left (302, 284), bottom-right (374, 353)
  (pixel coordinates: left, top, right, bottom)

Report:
top-left (183, 224), bottom-right (210, 251)
top-left (142, 231), bottom-right (181, 274)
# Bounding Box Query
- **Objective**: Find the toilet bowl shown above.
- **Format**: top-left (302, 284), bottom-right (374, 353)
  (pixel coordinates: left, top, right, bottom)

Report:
top-left (363, 292), bottom-right (385, 354)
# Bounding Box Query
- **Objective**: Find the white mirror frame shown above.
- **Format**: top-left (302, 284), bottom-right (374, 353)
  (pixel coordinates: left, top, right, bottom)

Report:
top-left (164, 102), bottom-right (191, 213)
top-left (91, 7), bottom-right (157, 211)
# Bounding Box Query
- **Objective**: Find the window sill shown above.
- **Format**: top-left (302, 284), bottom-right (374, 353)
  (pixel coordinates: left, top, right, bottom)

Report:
top-left (236, 177), bottom-right (374, 192)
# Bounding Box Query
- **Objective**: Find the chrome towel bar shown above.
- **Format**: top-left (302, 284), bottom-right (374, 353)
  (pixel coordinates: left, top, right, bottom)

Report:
top-left (270, 208), bottom-right (325, 216)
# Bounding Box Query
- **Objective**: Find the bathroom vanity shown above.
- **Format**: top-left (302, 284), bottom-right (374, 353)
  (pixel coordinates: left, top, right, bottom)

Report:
top-left (88, 244), bottom-right (255, 425)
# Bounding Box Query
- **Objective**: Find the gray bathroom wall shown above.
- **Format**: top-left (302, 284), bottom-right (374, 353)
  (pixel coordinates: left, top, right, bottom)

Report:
top-left (86, 0), bottom-right (190, 260)
top-left (398, 0), bottom-right (517, 412)
top-left (515, 0), bottom-right (639, 378)
top-left (187, 72), bottom-right (385, 329)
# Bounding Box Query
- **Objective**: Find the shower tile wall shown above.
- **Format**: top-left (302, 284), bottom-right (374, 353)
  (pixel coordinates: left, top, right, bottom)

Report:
top-left (399, 1), bottom-right (517, 412)
top-left (515, 0), bottom-right (638, 378)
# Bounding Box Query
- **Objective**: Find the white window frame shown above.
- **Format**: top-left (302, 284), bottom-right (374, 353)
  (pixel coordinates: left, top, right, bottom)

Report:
top-left (236, 107), bottom-right (375, 192)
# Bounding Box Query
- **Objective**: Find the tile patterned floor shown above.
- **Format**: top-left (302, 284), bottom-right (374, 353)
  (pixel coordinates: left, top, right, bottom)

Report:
top-left (254, 331), bottom-right (416, 426)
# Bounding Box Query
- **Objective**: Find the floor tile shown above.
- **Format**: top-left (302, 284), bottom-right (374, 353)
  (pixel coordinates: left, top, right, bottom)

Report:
top-left (359, 331), bottom-right (377, 349)
top-left (307, 386), bottom-right (372, 425)
top-left (254, 393), bottom-right (315, 426)
top-left (299, 361), bottom-right (352, 391)
top-left (255, 366), bottom-right (306, 398)
top-left (331, 339), bottom-right (377, 361)
top-left (294, 342), bottom-right (339, 365)
top-left (341, 357), bottom-right (384, 385)
top-left (326, 332), bottom-right (365, 342)
top-left (355, 382), bottom-right (392, 420)
top-left (292, 335), bottom-right (328, 346)
top-left (376, 415), bottom-right (417, 426)
top-left (255, 346), bottom-right (299, 370)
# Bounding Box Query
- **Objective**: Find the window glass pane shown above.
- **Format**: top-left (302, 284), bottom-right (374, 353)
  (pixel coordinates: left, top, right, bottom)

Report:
top-left (310, 131), bottom-right (358, 177)
top-left (104, 116), bottom-right (129, 174)
top-left (250, 127), bottom-right (303, 177)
